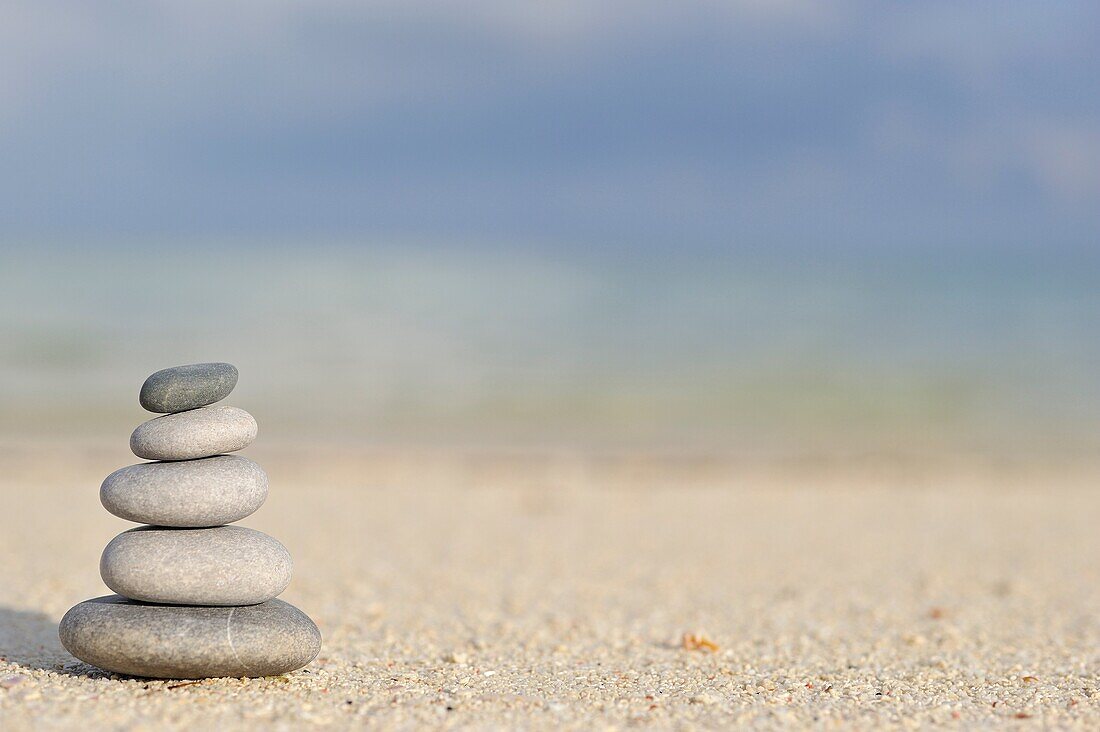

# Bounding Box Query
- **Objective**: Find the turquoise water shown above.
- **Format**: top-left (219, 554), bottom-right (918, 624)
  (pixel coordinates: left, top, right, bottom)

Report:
top-left (2, 243), bottom-right (1098, 453)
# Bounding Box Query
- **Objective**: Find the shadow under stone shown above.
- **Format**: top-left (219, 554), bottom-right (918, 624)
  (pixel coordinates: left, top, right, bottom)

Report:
top-left (0, 605), bottom-right (103, 678)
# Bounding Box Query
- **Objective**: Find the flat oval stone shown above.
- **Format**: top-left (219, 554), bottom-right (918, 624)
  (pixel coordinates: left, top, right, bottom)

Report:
top-left (60, 595), bottom-right (321, 679)
top-left (130, 405), bottom-right (258, 461)
top-left (101, 526), bottom-right (292, 606)
top-left (140, 362), bottom-right (239, 413)
top-left (101, 456), bottom-right (268, 527)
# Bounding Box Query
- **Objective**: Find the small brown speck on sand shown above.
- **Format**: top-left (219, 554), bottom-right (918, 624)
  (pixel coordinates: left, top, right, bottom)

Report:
top-left (681, 633), bottom-right (719, 652)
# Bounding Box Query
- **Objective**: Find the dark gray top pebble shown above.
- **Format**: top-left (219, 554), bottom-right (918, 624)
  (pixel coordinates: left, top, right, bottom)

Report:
top-left (140, 362), bottom-right (239, 413)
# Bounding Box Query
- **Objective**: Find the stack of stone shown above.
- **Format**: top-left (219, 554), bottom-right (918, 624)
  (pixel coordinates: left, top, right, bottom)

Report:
top-left (60, 363), bottom-right (321, 679)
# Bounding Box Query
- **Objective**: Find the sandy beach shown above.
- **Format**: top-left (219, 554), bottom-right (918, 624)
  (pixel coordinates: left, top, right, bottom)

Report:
top-left (0, 443), bottom-right (1097, 729)
top-left (5, 0), bottom-right (1100, 727)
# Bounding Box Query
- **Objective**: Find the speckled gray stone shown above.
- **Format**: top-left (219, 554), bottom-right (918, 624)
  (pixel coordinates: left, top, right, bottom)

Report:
top-left (100, 526), bottom-right (292, 606)
top-left (140, 362), bottom-right (239, 413)
top-left (130, 405), bottom-right (258, 461)
top-left (59, 595), bottom-right (321, 679)
top-left (100, 456), bottom-right (268, 527)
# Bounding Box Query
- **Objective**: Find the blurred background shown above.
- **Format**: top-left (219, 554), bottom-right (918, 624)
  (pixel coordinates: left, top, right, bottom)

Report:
top-left (2, 1), bottom-right (1098, 460)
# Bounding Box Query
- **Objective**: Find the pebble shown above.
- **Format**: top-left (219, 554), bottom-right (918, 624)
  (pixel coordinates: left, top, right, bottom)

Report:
top-left (100, 526), bottom-right (291, 605)
top-left (101, 455), bottom-right (268, 527)
top-left (140, 362), bottom-right (239, 413)
top-left (59, 595), bottom-right (321, 679)
top-left (130, 405), bottom-right (257, 461)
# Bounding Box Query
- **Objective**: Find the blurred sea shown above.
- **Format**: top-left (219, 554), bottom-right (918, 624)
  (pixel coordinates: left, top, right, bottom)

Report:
top-left (2, 242), bottom-right (1098, 457)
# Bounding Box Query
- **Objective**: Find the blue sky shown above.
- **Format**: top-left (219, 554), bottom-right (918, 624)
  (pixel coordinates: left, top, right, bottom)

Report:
top-left (2, 1), bottom-right (1098, 251)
